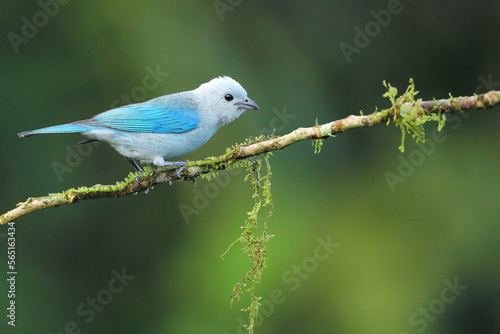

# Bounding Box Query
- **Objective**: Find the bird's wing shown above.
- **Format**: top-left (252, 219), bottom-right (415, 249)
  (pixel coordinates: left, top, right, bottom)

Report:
top-left (89, 103), bottom-right (200, 134)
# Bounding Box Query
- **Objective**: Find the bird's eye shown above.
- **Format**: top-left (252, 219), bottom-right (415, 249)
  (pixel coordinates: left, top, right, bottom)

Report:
top-left (224, 94), bottom-right (234, 102)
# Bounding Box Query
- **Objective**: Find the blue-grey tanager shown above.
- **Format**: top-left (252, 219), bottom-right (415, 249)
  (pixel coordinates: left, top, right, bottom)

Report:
top-left (18, 76), bottom-right (259, 173)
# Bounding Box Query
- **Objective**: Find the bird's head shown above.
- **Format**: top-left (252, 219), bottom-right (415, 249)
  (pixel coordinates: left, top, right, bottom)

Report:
top-left (195, 76), bottom-right (259, 126)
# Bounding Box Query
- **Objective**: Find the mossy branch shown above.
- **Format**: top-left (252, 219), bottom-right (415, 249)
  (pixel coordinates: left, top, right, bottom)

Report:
top-left (1, 85), bottom-right (499, 225)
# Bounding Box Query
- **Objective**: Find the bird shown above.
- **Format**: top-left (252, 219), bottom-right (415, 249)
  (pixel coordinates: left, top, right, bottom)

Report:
top-left (18, 76), bottom-right (259, 174)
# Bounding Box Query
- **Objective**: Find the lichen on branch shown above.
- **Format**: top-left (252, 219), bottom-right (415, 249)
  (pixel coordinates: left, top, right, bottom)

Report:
top-left (221, 156), bottom-right (274, 334)
top-left (378, 78), bottom-right (446, 152)
top-left (1, 81), bottom-right (499, 334)
top-left (1, 83), bottom-right (498, 225)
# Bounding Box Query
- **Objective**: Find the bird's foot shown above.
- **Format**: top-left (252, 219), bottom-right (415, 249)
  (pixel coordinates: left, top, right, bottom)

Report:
top-left (143, 185), bottom-right (154, 195)
top-left (153, 158), bottom-right (187, 178)
top-left (132, 174), bottom-right (153, 194)
top-left (124, 157), bottom-right (152, 193)
top-left (170, 161), bottom-right (187, 178)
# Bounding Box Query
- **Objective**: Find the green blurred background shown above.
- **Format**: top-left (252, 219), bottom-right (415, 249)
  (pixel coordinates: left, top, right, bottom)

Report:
top-left (1, 0), bottom-right (499, 333)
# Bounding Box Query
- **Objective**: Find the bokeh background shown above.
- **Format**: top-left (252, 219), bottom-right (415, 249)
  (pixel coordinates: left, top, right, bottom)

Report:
top-left (1, 0), bottom-right (499, 333)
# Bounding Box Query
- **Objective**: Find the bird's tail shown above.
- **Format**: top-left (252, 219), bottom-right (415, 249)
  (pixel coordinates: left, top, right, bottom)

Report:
top-left (18, 123), bottom-right (98, 138)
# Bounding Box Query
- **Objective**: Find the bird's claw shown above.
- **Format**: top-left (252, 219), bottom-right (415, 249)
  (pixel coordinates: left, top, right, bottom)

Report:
top-left (176, 166), bottom-right (185, 178)
top-left (143, 185), bottom-right (154, 195)
top-left (161, 161), bottom-right (187, 178)
top-left (133, 173), bottom-right (153, 194)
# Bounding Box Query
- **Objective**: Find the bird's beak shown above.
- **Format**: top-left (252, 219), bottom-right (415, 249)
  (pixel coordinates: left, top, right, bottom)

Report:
top-left (235, 98), bottom-right (259, 110)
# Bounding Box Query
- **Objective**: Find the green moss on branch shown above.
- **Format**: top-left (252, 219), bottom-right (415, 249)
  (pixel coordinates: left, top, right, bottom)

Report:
top-left (1, 85), bottom-right (498, 225)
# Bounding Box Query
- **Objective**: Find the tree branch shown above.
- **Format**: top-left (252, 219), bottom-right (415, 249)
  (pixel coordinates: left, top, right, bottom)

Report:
top-left (2, 89), bottom-right (499, 224)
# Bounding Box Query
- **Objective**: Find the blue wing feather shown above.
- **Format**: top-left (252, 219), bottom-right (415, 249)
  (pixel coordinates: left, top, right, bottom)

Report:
top-left (90, 103), bottom-right (200, 134)
top-left (18, 94), bottom-right (200, 138)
